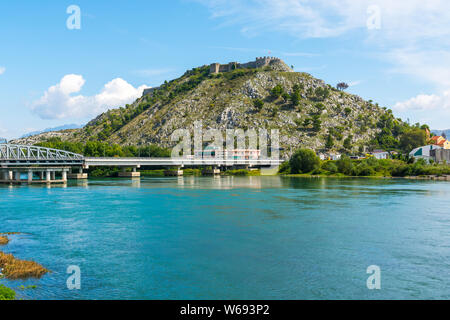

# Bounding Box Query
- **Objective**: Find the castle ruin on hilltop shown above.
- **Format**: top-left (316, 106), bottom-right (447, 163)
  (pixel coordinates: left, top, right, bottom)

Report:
top-left (209, 57), bottom-right (282, 74)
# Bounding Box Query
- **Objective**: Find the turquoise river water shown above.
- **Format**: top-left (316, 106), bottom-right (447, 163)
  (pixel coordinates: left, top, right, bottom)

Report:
top-left (1, 176), bottom-right (450, 300)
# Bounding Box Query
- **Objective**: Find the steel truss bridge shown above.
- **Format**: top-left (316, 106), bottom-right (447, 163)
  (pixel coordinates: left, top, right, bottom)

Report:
top-left (0, 143), bottom-right (84, 166)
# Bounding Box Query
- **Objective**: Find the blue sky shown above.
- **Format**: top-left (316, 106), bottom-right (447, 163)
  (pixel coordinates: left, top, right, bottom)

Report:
top-left (0, 0), bottom-right (449, 139)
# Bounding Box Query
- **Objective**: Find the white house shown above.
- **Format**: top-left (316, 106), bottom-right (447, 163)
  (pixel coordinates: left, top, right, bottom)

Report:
top-left (371, 150), bottom-right (389, 160)
top-left (195, 146), bottom-right (260, 160)
top-left (409, 145), bottom-right (442, 162)
top-left (330, 154), bottom-right (341, 161)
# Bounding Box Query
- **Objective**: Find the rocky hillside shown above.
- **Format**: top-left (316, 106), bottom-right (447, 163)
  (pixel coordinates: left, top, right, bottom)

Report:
top-left (15, 59), bottom-right (404, 158)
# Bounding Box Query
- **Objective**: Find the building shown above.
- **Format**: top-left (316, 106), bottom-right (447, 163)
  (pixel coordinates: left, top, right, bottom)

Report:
top-left (430, 136), bottom-right (450, 149)
top-left (330, 153), bottom-right (341, 161)
top-left (409, 145), bottom-right (442, 162)
top-left (209, 57), bottom-right (283, 74)
top-left (431, 149), bottom-right (450, 164)
top-left (318, 153), bottom-right (341, 161)
top-left (371, 150), bottom-right (389, 160)
top-left (195, 146), bottom-right (261, 160)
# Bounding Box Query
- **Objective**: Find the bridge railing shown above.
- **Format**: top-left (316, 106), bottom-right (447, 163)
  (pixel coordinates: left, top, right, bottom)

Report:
top-left (0, 144), bottom-right (84, 161)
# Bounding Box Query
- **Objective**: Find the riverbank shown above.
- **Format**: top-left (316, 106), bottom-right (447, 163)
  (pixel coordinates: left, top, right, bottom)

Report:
top-left (283, 173), bottom-right (450, 181)
top-left (0, 233), bottom-right (50, 300)
top-left (280, 151), bottom-right (450, 179)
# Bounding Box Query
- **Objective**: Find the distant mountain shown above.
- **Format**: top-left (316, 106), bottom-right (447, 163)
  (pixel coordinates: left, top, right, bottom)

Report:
top-left (20, 124), bottom-right (83, 138)
top-left (431, 129), bottom-right (450, 137)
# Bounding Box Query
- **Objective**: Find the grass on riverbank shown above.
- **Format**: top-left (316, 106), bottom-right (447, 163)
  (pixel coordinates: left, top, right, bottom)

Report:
top-left (0, 236), bottom-right (8, 245)
top-left (0, 234), bottom-right (49, 280)
top-left (0, 284), bottom-right (15, 300)
top-left (222, 169), bottom-right (261, 176)
top-left (280, 154), bottom-right (450, 178)
top-left (0, 251), bottom-right (49, 280)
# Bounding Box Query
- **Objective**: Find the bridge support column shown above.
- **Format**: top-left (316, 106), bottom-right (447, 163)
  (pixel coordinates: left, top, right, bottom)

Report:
top-left (38, 171), bottom-right (44, 181)
top-left (203, 166), bottom-right (221, 175)
top-left (118, 167), bottom-right (140, 178)
top-left (68, 167), bottom-right (88, 180)
top-left (62, 171), bottom-right (67, 182)
top-left (50, 171), bottom-right (56, 181)
top-left (27, 170), bottom-right (33, 183)
top-left (2, 171), bottom-right (10, 182)
top-left (164, 167), bottom-right (183, 176)
top-left (14, 171), bottom-right (21, 182)
top-left (46, 170), bottom-right (51, 183)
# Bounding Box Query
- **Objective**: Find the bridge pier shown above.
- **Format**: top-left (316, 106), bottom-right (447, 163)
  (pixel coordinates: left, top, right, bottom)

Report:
top-left (164, 167), bottom-right (184, 176)
top-left (0, 167), bottom-right (69, 184)
top-left (118, 166), bottom-right (141, 178)
top-left (68, 167), bottom-right (88, 180)
top-left (202, 166), bottom-right (221, 175)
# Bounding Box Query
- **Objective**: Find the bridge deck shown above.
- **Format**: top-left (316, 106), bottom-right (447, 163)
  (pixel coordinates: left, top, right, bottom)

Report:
top-left (84, 157), bottom-right (283, 167)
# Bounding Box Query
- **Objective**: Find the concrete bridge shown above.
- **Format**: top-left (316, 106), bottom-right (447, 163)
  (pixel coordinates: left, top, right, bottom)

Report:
top-left (0, 143), bottom-right (282, 184)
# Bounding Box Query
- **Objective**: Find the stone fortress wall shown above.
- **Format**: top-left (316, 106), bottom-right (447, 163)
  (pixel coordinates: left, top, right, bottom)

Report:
top-left (209, 57), bottom-right (282, 74)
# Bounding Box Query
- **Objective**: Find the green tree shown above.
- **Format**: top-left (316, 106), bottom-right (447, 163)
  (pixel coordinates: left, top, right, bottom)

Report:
top-left (312, 115), bottom-right (322, 132)
top-left (325, 134), bottom-right (334, 149)
top-left (314, 87), bottom-right (330, 101)
top-left (289, 149), bottom-right (320, 174)
top-left (290, 90), bottom-right (301, 106)
top-left (399, 128), bottom-right (427, 153)
top-left (343, 136), bottom-right (353, 150)
top-left (270, 84), bottom-right (284, 99)
top-left (253, 98), bottom-right (264, 111)
top-left (337, 155), bottom-right (353, 175)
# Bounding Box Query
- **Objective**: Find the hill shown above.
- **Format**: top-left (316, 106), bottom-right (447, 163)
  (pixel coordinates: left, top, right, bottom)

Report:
top-left (432, 129), bottom-right (450, 138)
top-left (20, 124), bottom-right (83, 138)
top-left (14, 58), bottom-right (415, 158)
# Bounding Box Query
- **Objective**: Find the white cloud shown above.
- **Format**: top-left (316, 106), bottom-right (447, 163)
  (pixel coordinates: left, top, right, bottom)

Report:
top-left (32, 74), bottom-right (147, 120)
top-left (0, 67), bottom-right (5, 75)
top-left (394, 90), bottom-right (450, 112)
top-left (348, 81), bottom-right (362, 87)
top-left (197, 0), bottom-right (450, 42)
top-left (393, 90), bottom-right (450, 128)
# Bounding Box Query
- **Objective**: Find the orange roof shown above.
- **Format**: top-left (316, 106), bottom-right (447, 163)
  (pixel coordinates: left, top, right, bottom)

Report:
top-left (430, 136), bottom-right (445, 145)
top-left (431, 136), bottom-right (440, 141)
top-left (430, 136), bottom-right (450, 147)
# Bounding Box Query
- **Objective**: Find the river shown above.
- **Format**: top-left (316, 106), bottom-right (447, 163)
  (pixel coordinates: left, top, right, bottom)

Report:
top-left (1, 176), bottom-right (449, 299)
